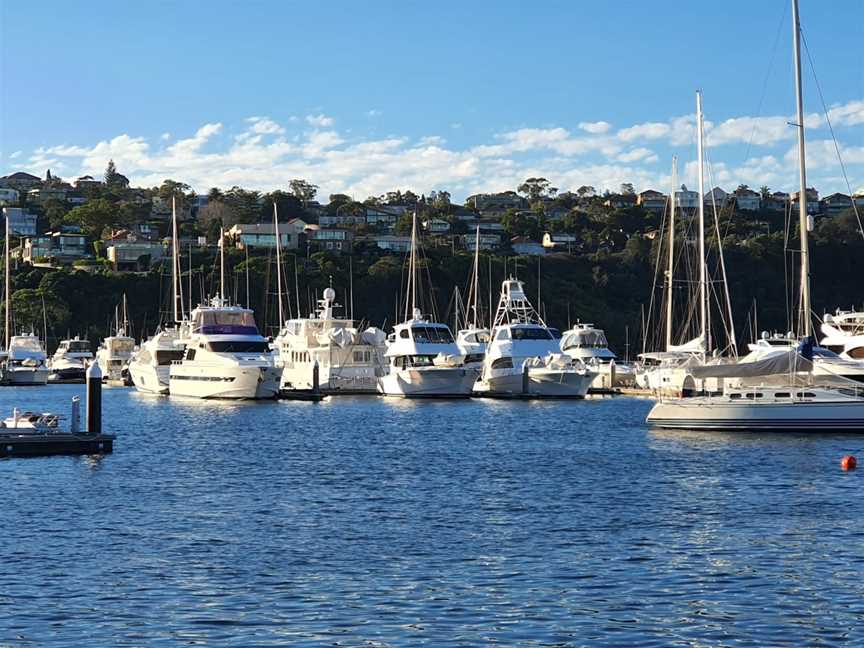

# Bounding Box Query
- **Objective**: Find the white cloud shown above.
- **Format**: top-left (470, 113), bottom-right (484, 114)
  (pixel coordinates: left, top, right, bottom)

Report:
top-left (617, 121), bottom-right (670, 142)
top-left (578, 120), bottom-right (611, 134)
top-left (161, 132), bottom-right (172, 141)
top-left (306, 114), bottom-right (334, 128)
top-left (246, 116), bottom-right (285, 135)
top-left (366, 109), bottom-right (382, 118)
top-left (9, 151), bottom-right (22, 159)
top-left (616, 147), bottom-right (656, 163)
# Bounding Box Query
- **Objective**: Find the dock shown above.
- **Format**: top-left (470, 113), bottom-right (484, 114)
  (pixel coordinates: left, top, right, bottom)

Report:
top-left (0, 432), bottom-right (115, 458)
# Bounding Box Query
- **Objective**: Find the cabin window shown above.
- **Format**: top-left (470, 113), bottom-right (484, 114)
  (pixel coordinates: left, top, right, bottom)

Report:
top-left (496, 329), bottom-right (510, 341)
top-left (729, 393), bottom-right (742, 400)
top-left (155, 350), bottom-right (185, 365)
top-left (511, 326), bottom-right (553, 341)
top-left (849, 347), bottom-right (864, 360)
top-left (185, 349), bottom-right (196, 361)
top-left (491, 357), bottom-right (513, 370)
top-left (464, 353), bottom-right (484, 364)
top-left (775, 392), bottom-right (791, 398)
top-left (207, 341), bottom-right (270, 353)
top-left (399, 329), bottom-right (409, 339)
top-left (411, 326), bottom-right (454, 344)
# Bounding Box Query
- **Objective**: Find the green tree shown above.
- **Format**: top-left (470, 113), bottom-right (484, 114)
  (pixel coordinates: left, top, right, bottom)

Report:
top-left (518, 177), bottom-right (555, 202)
top-left (394, 213), bottom-right (414, 235)
top-left (9, 288), bottom-right (70, 333)
top-left (64, 199), bottom-right (117, 238)
top-left (289, 179), bottom-right (319, 209)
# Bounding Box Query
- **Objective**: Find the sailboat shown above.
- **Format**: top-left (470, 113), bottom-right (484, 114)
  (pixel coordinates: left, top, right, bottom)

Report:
top-left (455, 225), bottom-right (490, 367)
top-left (128, 197), bottom-right (190, 394)
top-left (168, 227), bottom-right (280, 399)
top-left (647, 0), bottom-right (864, 431)
top-left (96, 295), bottom-right (136, 384)
top-left (1, 213), bottom-right (49, 386)
top-left (474, 278), bottom-right (595, 397)
top-left (377, 212), bottom-right (477, 397)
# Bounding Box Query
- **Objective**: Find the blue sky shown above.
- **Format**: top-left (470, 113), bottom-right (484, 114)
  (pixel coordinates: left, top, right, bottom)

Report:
top-left (1, 0), bottom-right (862, 201)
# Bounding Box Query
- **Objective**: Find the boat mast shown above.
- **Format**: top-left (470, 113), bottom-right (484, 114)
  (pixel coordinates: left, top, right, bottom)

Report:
top-left (696, 91), bottom-right (710, 359)
top-left (4, 214), bottom-right (9, 349)
top-left (219, 226), bottom-right (226, 303)
top-left (471, 225), bottom-right (480, 329)
top-left (792, 0), bottom-right (811, 338)
top-left (171, 196), bottom-right (180, 323)
top-left (273, 202), bottom-right (284, 326)
top-left (405, 211), bottom-right (418, 320)
top-left (666, 156), bottom-right (677, 351)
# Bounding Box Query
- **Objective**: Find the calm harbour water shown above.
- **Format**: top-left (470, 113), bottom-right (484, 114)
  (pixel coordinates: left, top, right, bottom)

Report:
top-left (3, 385), bottom-right (864, 646)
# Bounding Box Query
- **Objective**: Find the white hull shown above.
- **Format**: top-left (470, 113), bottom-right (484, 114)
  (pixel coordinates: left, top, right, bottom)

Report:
top-left (170, 365), bottom-right (281, 400)
top-left (378, 366), bottom-right (477, 398)
top-left (280, 364), bottom-right (379, 394)
top-left (129, 362), bottom-right (170, 395)
top-left (647, 396), bottom-right (864, 431)
top-left (4, 366), bottom-right (50, 386)
top-left (589, 364), bottom-right (636, 390)
top-left (475, 368), bottom-right (594, 398)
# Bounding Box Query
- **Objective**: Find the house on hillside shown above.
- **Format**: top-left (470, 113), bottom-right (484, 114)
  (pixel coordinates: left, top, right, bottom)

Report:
top-left (0, 188), bottom-right (20, 205)
top-left (542, 232), bottom-right (578, 252)
top-left (602, 194), bottom-right (637, 210)
top-left (820, 193), bottom-right (853, 216)
top-left (791, 187), bottom-right (820, 215)
top-left (422, 218), bottom-right (450, 235)
top-left (510, 236), bottom-right (545, 256)
top-left (637, 190), bottom-right (667, 213)
top-left (106, 241), bottom-right (165, 271)
top-left (0, 172), bottom-right (42, 191)
top-left (28, 186), bottom-right (68, 204)
top-left (74, 175), bottom-right (103, 190)
top-left (466, 192), bottom-right (526, 212)
top-left (2, 207), bottom-right (38, 236)
top-left (226, 221), bottom-right (306, 250)
top-left (674, 187), bottom-right (699, 210)
top-left (704, 187), bottom-right (730, 209)
top-left (368, 235), bottom-right (412, 252)
top-left (762, 191), bottom-right (789, 212)
top-left (733, 187), bottom-right (760, 211)
top-left (23, 231), bottom-right (90, 265)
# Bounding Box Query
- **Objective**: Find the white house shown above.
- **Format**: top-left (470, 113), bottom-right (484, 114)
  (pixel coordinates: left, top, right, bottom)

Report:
top-left (674, 186), bottom-right (699, 210)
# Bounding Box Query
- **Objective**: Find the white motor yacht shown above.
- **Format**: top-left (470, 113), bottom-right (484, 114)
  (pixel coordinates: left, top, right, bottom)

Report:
top-left (474, 279), bottom-right (595, 398)
top-left (821, 310), bottom-right (864, 360)
top-left (169, 298), bottom-right (280, 400)
top-left (3, 335), bottom-right (50, 385)
top-left (275, 287), bottom-right (386, 394)
top-left (378, 310), bottom-right (477, 397)
top-left (97, 331), bottom-right (136, 384)
top-left (561, 323), bottom-right (635, 390)
top-left (456, 327), bottom-right (489, 369)
top-left (129, 328), bottom-right (186, 394)
top-left (49, 336), bottom-right (93, 383)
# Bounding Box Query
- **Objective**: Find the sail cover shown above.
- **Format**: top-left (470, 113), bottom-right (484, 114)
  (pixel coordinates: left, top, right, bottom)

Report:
top-left (690, 349), bottom-right (813, 379)
top-left (668, 334), bottom-right (706, 354)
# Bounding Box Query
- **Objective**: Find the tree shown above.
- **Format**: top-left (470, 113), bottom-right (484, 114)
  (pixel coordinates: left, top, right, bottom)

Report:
top-left (620, 183), bottom-right (635, 195)
top-left (501, 209), bottom-right (540, 238)
top-left (9, 288), bottom-right (70, 333)
top-left (577, 185), bottom-right (596, 198)
top-left (198, 200), bottom-right (236, 230)
top-left (394, 213), bottom-right (414, 235)
top-left (158, 179), bottom-right (193, 209)
top-left (64, 199), bottom-right (117, 239)
top-left (289, 179), bottom-right (319, 208)
top-left (430, 190), bottom-right (451, 209)
top-left (759, 185), bottom-right (771, 200)
top-left (517, 177), bottom-right (553, 202)
top-left (736, 183), bottom-right (750, 193)
top-left (105, 160), bottom-right (119, 186)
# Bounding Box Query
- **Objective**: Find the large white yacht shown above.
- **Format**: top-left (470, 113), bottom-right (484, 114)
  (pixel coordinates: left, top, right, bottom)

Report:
top-left (378, 310), bottom-right (477, 397)
top-left (275, 287), bottom-right (386, 394)
top-left (97, 330), bottom-right (136, 384)
top-left (3, 334), bottom-right (50, 385)
top-left (378, 213), bottom-right (476, 398)
top-left (129, 328), bottom-right (186, 394)
top-left (474, 278), bottom-right (595, 398)
top-left (169, 297), bottom-right (280, 400)
top-left (48, 336), bottom-right (93, 383)
top-left (821, 311), bottom-right (864, 360)
top-left (561, 323), bottom-right (635, 390)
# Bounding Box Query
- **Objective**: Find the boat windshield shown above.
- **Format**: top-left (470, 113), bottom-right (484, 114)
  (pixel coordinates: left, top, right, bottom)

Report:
top-left (510, 326), bottom-right (553, 341)
top-left (562, 330), bottom-right (609, 350)
top-left (411, 326), bottom-right (454, 344)
top-left (11, 337), bottom-right (43, 352)
top-left (207, 341), bottom-right (270, 353)
top-left (66, 340), bottom-right (91, 352)
top-left (195, 309), bottom-right (259, 335)
top-left (156, 350), bottom-right (185, 365)
top-left (111, 339), bottom-right (135, 353)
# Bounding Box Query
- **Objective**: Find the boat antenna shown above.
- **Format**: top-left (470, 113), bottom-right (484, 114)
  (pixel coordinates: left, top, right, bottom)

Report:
top-left (792, 0), bottom-right (812, 339)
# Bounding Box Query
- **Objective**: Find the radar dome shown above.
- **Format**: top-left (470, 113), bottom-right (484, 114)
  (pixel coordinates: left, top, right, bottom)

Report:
top-left (323, 287), bottom-right (336, 302)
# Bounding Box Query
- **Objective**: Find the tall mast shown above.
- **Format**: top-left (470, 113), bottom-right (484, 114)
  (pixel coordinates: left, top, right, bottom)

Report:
top-left (273, 202), bottom-right (284, 326)
top-left (666, 156), bottom-right (677, 351)
top-left (219, 226), bottom-right (225, 302)
top-left (405, 211), bottom-right (418, 320)
top-left (4, 214), bottom-right (9, 349)
top-left (792, 0), bottom-right (811, 338)
top-left (696, 91), bottom-right (710, 358)
top-left (171, 196), bottom-right (180, 323)
top-left (122, 293), bottom-right (129, 334)
top-left (471, 225), bottom-right (480, 328)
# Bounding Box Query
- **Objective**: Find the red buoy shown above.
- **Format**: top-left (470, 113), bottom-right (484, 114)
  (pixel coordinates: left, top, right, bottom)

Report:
top-left (841, 455), bottom-right (857, 471)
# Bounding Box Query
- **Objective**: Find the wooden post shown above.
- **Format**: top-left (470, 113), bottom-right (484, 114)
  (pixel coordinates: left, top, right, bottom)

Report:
top-left (312, 360), bottom-right (320, 396)
top-left (86, 362), bottom-right (102, 435)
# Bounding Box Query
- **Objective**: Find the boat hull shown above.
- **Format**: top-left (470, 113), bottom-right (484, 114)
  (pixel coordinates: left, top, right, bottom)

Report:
top-left (129, 363), bottom-right (170, 395)
top-left (3, 366), bottom-right (50, 386)
top-left (48, 366), bottom-right (86, 383)
top-left (647, 399), bottom-right (864, 431)
top-left (280, 366), bottom-right (380, 394)
top-left (476, 369), bottom-right (594, 398)
top-left (170, 365), bottom-right (281, 400)
top-left (377, 367), bottom-right (477, 398)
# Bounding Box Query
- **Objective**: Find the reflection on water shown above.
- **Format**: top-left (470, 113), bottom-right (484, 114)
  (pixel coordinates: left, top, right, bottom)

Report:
top-left (3, 386), bottom-right (864, 645)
